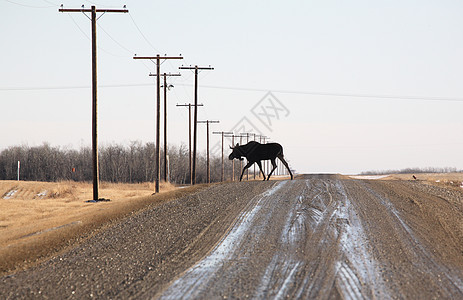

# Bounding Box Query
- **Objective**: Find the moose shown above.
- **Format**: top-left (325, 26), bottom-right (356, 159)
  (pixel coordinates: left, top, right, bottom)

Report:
top-left (229, 141), bottom-right (293, 181)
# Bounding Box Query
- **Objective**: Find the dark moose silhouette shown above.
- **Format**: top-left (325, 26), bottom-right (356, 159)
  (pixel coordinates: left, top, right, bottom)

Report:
top-left (229, 141), bottom-right (293, 181)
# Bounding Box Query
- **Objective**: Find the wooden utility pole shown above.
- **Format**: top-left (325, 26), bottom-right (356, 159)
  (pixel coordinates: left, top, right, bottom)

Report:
top-left (226, 133), bottom-right (248, 181)
top-left (262, 136), bottom-right (270, 176)
top-left (133, 55), bottom-right (183, 193)
top-left (59, 5), bottom-right (128, 201)
top-left (150, 73), bottom-right (181, 182)
top-left (178, 65), bottom-right (214, 185)
top-left (252, 133), bottom-right (258, 179)
top-left (176, 103), bottom-right (203, 184)
top-left (257, 135), bottom-right (269, 178)
top-left (240, 132), bottom-right (251, 180)
top-left (212, 131), bottom-right (233, 182)
top-left (198, 120), bottom-right (219, 183)
top-left (224, 133), bottom-right (236, 181)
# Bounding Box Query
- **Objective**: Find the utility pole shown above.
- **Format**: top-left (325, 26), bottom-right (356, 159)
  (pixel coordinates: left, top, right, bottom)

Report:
top-left (228, 133), bottom-right (246, 181)
top-left (176, 103), bottom-right (203, 184)
top-left (212, 131), bottom-right (233, 182)
top-left (262, 136), bottom-right (270, 177)
top-left (252, 133), bottom-right (258, 179)
top-left (198, 120), bottom-right (219, 183)
top-left (239, 134), bottom-right (244, 177)
top-left (226, 133), bottom-right (248, 181)
top-left (178, 65), bottom-right (214, 185)
top-left (224, 133), bottom-right (236, 181)
top-left (150, 72), bottom-right (181, 182)
top-left (59, 5), bottom-right (128, 201)
top-left (133, 55), bottom-right (183, 193)
top-left (240, 132), bottom-right (251, 180)
top-left (258, 135), bottom-right (270, 178)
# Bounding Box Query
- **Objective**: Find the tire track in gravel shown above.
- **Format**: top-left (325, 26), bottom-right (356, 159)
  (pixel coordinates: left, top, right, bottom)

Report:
top-left (155, 181), bottom-right (286, 299)
top-left (349, 180), bottom-right (463, 298)
top-left (156, 178), bottom-right (391, 299)
top-left (156, 177), bottom-right (463, 299)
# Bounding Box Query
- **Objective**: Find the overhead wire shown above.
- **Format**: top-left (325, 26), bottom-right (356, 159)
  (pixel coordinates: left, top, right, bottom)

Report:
top-left (67, 13), bottom-right (90, 40)
top-left (84, 0), bottom-right (104, 5)
top-left (5, 2), bottom-right (461, 103)
top-left (65, 10), bottom-right (153, 63)
top-left (66, 13), bottom-right (121, 58)
top-left (41, 0), bottom-right (58, 6)
top-left (4, 0), bottom-right (54, 8)
top-left (97, 22), bottom-right (133, 56)
top-left (128, 12), bottom-right (161, 54)
top-left (2, 83), bottom-right (463, 103)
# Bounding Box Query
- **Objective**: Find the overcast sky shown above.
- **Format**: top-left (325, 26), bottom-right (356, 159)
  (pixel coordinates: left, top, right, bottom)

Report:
top-left (1, 0), bottom-right (463, 174)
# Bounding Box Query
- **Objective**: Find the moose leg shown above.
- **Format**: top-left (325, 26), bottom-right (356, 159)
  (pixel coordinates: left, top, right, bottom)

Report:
top-left (266, 159), bottom-right (278, 181)
top-left (239, 161), bottom-right (254, 182)
top-left (256, 161), bottom-right (266, 181)
top-left (278, 154), bottom-right (293, 180)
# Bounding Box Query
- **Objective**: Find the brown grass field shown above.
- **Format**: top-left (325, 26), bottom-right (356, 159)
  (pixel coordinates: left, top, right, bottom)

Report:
top-left (0, 180), bottom-right (209, 275)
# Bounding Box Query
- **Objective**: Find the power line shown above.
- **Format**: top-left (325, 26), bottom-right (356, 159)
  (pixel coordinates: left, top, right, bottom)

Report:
top-left (97, 22), bottom-right (133, 55)
top-left (2, 82), bottom-right (463, 103)
top-left (4, 0), bottom-right (54, 8)
top-left (128, 12), bottom-right (161, 53)
top-left (67, 13), bottom-right (124, 58)
top-left (67, 13), bottom-right (91, 40)
top-left (42, 0), bottom-right (58, 6)
top-left (192, 84), bottom-right (463, 103)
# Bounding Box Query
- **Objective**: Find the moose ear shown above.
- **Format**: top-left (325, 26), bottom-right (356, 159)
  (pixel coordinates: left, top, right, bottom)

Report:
top-left (235, 143), bottom-right (239, 147)
top-left (229, 145), bottom-right (233, 149)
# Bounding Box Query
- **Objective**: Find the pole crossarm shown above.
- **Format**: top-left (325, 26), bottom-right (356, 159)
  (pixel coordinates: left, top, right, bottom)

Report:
top-left (176, 103), bottom-right (204, 107)
top-left (134, 56), bottom-right (183, 62)
top-left (59, 8), bottom-right (128, 13)
top-left (179, 66), bottom-right (214, 71)
top-left (197, 120), bottom-right (220, 124)
top-left (149, 73), bottom-right (181, 77)
top-left (230, 134), bottom-right (247, 139)
top-left (240, 132), bottom-right (253, 139)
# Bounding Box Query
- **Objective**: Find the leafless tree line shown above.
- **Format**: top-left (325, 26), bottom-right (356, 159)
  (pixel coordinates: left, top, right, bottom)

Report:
top-left (0, 142), bottom-right (236, 184)
top-left (361, 167), bottom-right (462, 175)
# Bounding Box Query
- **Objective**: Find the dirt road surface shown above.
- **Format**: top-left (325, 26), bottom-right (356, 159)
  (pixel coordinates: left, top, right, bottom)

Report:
top-left (2, 175), bottom-right (463, 299)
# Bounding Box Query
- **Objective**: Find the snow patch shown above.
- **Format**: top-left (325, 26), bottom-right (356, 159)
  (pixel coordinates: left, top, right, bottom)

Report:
top-left (36, 191), bottom-right (48, 199)
top-left (349, 175), bottom-right (389, 180)
top-left (335, 181), bottom-right (391, 299)
top-left (3, 190), bottom-right (18, 199)
top-left (158, 181), bottom-right (287, 299)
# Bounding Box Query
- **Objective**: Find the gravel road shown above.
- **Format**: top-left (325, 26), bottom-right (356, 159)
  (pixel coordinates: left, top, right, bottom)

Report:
top-left (2, 175), bottom-right (463, 299)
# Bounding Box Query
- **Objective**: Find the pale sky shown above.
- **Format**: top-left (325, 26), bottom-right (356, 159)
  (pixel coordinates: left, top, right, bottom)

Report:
top-left (1, 0), bottom-right (463, 174)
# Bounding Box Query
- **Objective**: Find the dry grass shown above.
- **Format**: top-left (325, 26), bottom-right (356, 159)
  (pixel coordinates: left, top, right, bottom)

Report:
top-left (385, 173), bottom-right (463, 189)
top-left (0, 180), bottom-right (207, 275)
top-left (349, 173), bottom-right (463, 190)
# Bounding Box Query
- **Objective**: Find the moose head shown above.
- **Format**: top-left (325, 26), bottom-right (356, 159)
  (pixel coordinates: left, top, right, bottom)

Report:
top-left (229, 143), bottom-right (244, 161)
